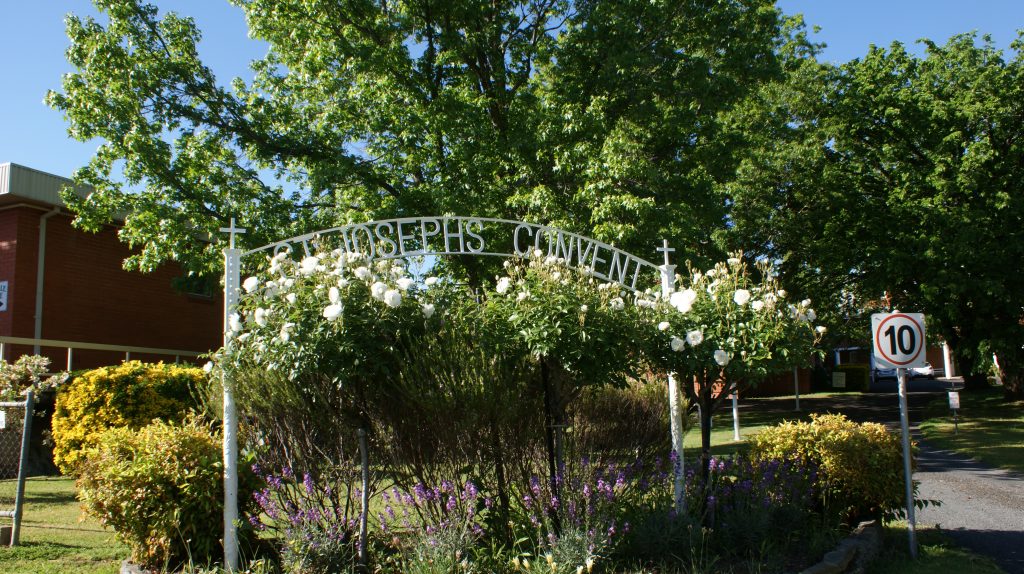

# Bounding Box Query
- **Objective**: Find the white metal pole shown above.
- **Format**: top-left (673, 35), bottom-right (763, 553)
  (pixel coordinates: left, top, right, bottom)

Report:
top-left (896, 368), bottom-right (918, 559)
top-left (657, 240), bottom-right (685, 513)
top-left (942, 342), bottom-right (955, 378)
top-left (11, 391), bottom-right (34, 546)
top-left (793, 366), bottom-right (800, 411)
top-left (731, 389), bottom-right (740, 441)
top-left (223, 247), bottom-right (241, 572)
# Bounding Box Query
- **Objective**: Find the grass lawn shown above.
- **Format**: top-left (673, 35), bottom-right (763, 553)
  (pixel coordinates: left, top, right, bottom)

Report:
top-left (0, 476), bottom-right (126, 574)
top-left (919, 386), bottom-right (1024, 474)
top-left (868, 523), bottom-right (1005, 574)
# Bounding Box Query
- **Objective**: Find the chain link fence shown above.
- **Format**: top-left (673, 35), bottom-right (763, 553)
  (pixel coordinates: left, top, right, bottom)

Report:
top-left (0, 393), bottom-right (33, 545)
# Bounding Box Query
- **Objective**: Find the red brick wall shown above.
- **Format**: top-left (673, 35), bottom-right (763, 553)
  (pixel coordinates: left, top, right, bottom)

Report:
top-left (1, 207), bottom-right (222, 369)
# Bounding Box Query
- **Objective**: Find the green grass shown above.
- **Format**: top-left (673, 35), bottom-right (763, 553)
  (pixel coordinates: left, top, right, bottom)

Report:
top-left (868, 523), bottom-right (1005, 574)
top-left (919, 386), bottom-right (1024, 474)
top-left (0, 476), bottom-right (126, 574)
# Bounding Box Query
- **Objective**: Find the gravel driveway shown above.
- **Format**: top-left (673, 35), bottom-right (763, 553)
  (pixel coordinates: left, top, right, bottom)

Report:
top-left (746, 388), bottom-right (1024, 573)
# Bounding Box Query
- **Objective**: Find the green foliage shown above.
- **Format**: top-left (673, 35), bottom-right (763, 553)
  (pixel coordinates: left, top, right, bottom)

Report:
top-left (728, 32), bottom-right (1024, 395)
top-left (49, 0), bottom-right (795, 277)
top-left (749, 413), bottom-right (907, 523)
top-left (51, 361), bottom-right (203, 474)
top-left (0, 355), bottom-right (68, 401)
top-left (76, 417), bottom-right (246, 571)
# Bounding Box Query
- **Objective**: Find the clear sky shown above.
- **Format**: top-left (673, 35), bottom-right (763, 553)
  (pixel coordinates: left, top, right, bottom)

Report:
top-left (1, 1), bottom-right (1021, 180)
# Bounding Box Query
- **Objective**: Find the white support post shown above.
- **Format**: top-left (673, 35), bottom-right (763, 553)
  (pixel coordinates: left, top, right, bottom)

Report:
top-left (222, 246), bottom-right (241, 572)
top-left (657, 240), bottom-right (685, 513)
top-left (731, 389), bottom-right (741, 442)
top-left (220, 218), bottom-right (245, 573)
top-left (942, 341), bottom-right (955, 378)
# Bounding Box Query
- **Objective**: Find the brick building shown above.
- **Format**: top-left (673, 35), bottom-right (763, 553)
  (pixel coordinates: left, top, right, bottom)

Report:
top-left (0, 162), bottom-right (221, 369)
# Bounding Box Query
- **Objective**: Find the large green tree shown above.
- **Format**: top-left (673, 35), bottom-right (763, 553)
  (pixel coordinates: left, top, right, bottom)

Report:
top-left (729, 33), bottom-right (1024, 397)
top-left (49, 0), bottom-right (793, 278)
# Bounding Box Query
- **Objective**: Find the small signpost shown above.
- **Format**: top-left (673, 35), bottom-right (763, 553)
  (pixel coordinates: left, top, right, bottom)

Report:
top-left (872, 312), bottom-right (926, 559)
top-left (948, 391), bottom-right (960, 434)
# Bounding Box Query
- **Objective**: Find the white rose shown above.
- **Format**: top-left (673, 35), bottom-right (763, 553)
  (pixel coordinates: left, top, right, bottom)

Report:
top-left (517, 291), bottom-right (529, 302)
top-left (610, 297), bottom-right (625, 311)
top-left (254, 308), bottom-right (268, 327)
top-left (300, 256), bottom-right (320, 275)
top-left (815, 325), bottom-right (828, 334)
top-left (421, 303), bottom-right (435, 318)
top-left (202, 361), bottom-right (214, 374)
top-left (801, 298), bottom-right (812, 308)
top-left (425, 276), bottom-right (439, 286)
top-left (354, 267), bottom-right (371, 280)
top-left (396, 277), bottom-right (414, 291)
top-left (322, 303), bottom-right (343, 321)
top-left (228, 313), bottom-right (242, 333)
top-left (533, 249), bottom-right (544, 258)
top-left (496, 277), bottom-right (512, 294)
top-left (670, 336), bottom-right (686, 352)
top-left (337, 278), bottom-right (349, 289)
top-left (727, 257), bottom-right (740, 266)
top-left (383, 289), bottom-right (402, 308)
top-left (686, 329), bottom-right (704, 347)
top-left (242, 276), bottom-right (260, 293)
top-left (733, 289), bottom-right (751, 306)
top-left (286, 293), bottom-right (297, 304)
top-left (670, 289), bottom-right (698, 313)
top-left (329, 286), bottom-right (341, 304)
top-left (658, 321), bottom-right (671, 331)
top-left (714, 349), bottom-right (730, 366)
top-left (580, 304), bottom-right (588, 313)
top-left (751, 300), bottom-right (765, 312)
top-left (371, 281), bottom-right (388, 300)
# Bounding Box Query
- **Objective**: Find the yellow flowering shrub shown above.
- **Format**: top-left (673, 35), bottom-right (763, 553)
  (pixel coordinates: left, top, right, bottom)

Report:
top-left (749, 413), bottom-right (908, 523)
top-left (51, 361), bottom-right (204, 474)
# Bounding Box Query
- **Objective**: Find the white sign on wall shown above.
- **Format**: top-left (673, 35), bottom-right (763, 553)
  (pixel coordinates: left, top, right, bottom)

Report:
top-left (872, 313), bottom-right (927, 370)
top-left (948, 391), bottom-right (961, 410)
top-left (0, 280), bottom-right (7, 312)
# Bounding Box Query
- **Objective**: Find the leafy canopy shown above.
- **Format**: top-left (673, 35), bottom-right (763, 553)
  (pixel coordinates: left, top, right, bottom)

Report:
top-left (49, 0), bottom-right (794, 276)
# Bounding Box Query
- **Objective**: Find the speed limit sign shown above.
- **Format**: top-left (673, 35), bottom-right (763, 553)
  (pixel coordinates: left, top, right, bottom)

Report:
top-left (872, 313), bottom-right (927, 369)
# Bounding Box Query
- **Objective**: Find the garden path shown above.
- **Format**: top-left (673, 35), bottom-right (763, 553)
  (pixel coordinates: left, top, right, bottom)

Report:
top-left (746, 389), bottom-right (1024, 574)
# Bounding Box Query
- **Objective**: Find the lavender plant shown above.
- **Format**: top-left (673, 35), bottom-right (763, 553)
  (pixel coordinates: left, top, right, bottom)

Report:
top-left (250, 464), bottom-right (363, 573)
top-left (378, 480), bottom-right (486, 574)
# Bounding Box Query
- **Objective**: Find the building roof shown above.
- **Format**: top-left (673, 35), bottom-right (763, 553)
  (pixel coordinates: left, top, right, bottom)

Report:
top-left (0, 162), bottom-right (91, 209)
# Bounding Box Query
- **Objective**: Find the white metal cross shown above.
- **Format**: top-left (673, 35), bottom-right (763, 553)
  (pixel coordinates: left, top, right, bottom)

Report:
top-left (219, 218), bottom-right (247, 249)
top-left (656, 239), bottom-right (675, 267)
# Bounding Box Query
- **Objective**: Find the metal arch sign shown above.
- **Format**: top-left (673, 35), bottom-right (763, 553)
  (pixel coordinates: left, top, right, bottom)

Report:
top-left (872, 313), bottom-right (927, 369)
top-left (241, 216), bottom-right (663, 295)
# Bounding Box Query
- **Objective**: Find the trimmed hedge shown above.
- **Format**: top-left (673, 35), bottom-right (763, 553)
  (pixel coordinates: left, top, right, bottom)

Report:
top-left (749, 413), bottom-right (908, 523)
top-left (51, 361), bottom-right (204, 474)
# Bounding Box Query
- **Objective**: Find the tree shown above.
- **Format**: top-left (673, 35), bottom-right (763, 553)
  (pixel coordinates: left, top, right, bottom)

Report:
top-left (48, 0), bottom-right (793, 278)
top-left (728, 33), bottom-right (1024, 398)
top-left (640, 255), bottom-right (821, 486)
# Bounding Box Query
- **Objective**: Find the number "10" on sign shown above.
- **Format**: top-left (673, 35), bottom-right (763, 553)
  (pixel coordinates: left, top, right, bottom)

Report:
top-left (872, 313), bottom-right (927, 370)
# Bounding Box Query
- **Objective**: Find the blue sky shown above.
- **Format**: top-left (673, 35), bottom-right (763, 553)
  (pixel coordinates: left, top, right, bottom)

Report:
top-left (1, 1), bottom-right (1021, 180)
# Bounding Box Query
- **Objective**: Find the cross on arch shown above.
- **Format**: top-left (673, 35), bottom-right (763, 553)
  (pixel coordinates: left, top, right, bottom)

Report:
top-left (220, 218), bottom-right (247, 249)
top-left (656, 239), bottom-right (675, 267)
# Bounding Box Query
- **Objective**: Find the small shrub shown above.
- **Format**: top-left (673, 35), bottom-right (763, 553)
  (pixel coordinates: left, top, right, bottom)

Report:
top-left (77, 416), bottom-right (249, 571)
top-left (51, 361), bottom-right (204, 473)
top-left (749, 413), bottom-right (907, 523)
top-left (0, 355), bottom-right (68, 400)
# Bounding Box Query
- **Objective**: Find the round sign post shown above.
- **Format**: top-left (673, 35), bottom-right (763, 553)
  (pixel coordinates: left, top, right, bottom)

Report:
top-left (872, 312), bottom-right (926, 560)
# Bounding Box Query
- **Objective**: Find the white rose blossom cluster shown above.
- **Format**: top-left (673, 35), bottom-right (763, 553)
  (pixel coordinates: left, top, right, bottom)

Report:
top-left (641, 254), bottom-right (826, 374)
top-left (490, 249), bottom-right (638, 315)
top-left (220, 246), bottom-right (444, 376)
